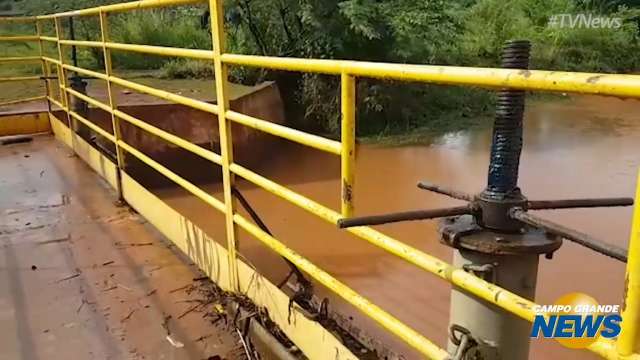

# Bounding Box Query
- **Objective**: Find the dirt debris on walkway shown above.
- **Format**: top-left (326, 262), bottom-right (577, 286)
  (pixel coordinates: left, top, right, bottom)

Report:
top-left (0, 136), bottom-right (251, 360)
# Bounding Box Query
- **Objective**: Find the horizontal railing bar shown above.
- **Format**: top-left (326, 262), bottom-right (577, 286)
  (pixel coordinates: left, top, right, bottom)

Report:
top-left (117, 140), bottom-right (225, 212)
top-left (42, 56), bottom-right (61, 66)
top-left (64, 85), bottom-right (223, 166)
top-left (59, 39), bottom-right (214, 59)
top-left (234, 214), bottom-right (449, 359)
top-left (63, 63), bottom-right (220, 115)
top-left (108, 75), bottom-right (219, 114)
top-left (0, 95), bottom-right (46, 107)
top-left (115, 109), bottom-right (223, 166)
top-left (70, 116), bottom-right (109, 142)
top-left (40, 36), bottom-right (58, 42)
top-left (221, 54), bottom-right (640, 99)
top-left (0, 56), bottom-right (41, 62)
top-left (226, 110), bottom-right (341, 155)
top-left (37, 0), bottom-right (203, 19)
top-left (229, 161), bottom-right (616, 357)
top-left (62, 64), bottom-right (107, 80)
top-left (59, 39), bottom-right (101, 48)
top-left (47, 96), bottom-right (64, 109)
top-left (64, 86), bottom-right (111, 112)
top-left (106, 42), bottom-right (213, 59)
top-left (0, 35), bottom-right (39, 42)
top-left (0, 76), bottom-right (42, 82)
top-left (68, 110), bottom-right (115, 143)
top-left (229, 161), bottom-right (537, 319)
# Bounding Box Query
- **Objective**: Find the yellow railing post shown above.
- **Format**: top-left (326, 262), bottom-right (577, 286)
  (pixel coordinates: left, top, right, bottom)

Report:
top-left (341, 72), bottom-right (356, 218)
top-left (99, 10), bottom-right (125, 202)
top-left (53, 17), bottom-right (75, 151)
top-left (208, 0), bottom-right (239, 291)
top-left (618, 170), bottom-right (640, 356)
top-left (35, 19), bottom-right (52, 113)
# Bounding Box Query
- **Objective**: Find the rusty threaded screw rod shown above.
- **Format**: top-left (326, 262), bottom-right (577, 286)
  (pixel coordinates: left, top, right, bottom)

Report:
top-left (484, 40), bottom-right (531, 200)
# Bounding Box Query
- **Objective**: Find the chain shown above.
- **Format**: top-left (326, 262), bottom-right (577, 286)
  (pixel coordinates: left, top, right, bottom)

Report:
top-left (450, 324), bottom-right (481, 360)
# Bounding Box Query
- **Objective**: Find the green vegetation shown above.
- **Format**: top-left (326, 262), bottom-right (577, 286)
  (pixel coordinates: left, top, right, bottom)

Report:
top-left (3, 0), bottom-right (640, 140)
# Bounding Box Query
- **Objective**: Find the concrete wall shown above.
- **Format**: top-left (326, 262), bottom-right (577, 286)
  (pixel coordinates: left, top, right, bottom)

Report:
top-left (85, 82), bottom-right (285, 186)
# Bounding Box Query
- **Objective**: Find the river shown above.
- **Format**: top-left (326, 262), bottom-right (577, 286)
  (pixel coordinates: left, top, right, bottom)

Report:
top-left (154, 95), bottom-right (640, 359)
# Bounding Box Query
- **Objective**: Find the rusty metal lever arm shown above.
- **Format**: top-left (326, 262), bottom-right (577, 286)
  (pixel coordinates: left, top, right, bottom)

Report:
top-left (338, 206), bottom-right (472, 229)
top-left (510, 208), bottom-right (628, 262)
top-left (417, 181), bottom-right (474, 201)
top-left (527, 197), bottom-right (633, 210)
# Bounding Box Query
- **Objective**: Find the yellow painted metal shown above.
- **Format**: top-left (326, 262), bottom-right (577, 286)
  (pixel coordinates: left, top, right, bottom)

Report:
top-left (618, 171), bottom-right (640, 356)
top-left (99, 10), bottom-right (125, 201)
top-left (59, 39), bottom-right (102, 48)
top-left (117, 140), bottom-right (226, 212)
top-left (340, 72), bottom-right (356, 217)
top-left (62, 64), bottom-right (107, 80)
top-left (115, 169), bottom-right (359, 360)
top-left (42, 56), bottom-right (61, 66)
top-left (63, 86), bottom-right (110, 112)
top-left (227, 160), bottom-right (616, 356)
top-left (105, 42), bottom-right (213, 59)
top-left (209, 0), bottom-right (239, 292)
top-left (59, 39), bottom-right (214, 59)
top-left (0, 56), bottom-right (41, 62)
top-left (62, 63), bottom-right (219, 114)
top-left (0, 76), bottom-right (41, 82)
top-left (47, 96), bottom-right (64, 110)
top-left (54, 17), bottom-right (76, 151)
top-left (68, 110), bottom-right (115, 143)
top-left (40, 36), bottom-right (58, 43)
top-left (36, 20), bottom-right (52, 112)
top-left (108, 75), bottom-right (218, 113)
top-left (115, 108), bottom-right (223, 166)
top-left (221, 54), bottom-right (640, 99)
top-left (37, 0), bottom-right (203, 19)
top-left (8, 1), bottom-right (640, 358)
top-left (0, 35), bottom-right (39, 41)
top-left (0, 112), bottom-right (50, 136)
top-left (225, 110), bottom-right (341, 155)
top-left (63, 84), bottom-right (222, 166)
top-left (0, 96), bottom-right (46, 107)
top-left (234, 213), bottom-right (449, 359)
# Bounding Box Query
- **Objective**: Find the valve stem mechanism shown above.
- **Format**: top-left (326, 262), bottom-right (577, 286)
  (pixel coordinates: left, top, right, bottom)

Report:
top-left (337, 39), bottom-right (632, 263)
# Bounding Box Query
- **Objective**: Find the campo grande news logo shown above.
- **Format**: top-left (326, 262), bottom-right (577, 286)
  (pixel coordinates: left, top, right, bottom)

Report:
top-left (530, 292), bottom-right (622, 348)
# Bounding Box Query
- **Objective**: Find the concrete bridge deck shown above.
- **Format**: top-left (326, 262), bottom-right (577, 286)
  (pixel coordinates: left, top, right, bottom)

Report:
top-left (0, 135), bottom-right (242, 360)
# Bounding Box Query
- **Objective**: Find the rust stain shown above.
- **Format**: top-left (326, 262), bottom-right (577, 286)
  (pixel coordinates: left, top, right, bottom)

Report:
top-left (587, 75), bottom-right (604, 84)
top-left (519, 70), bottom-right (532, 78)
top-left (342, 179), bottom-right (353, 203)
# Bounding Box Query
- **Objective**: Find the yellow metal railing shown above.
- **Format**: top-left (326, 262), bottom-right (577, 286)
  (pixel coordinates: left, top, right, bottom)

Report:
top-left (1, 1), bottom-right (640, 359)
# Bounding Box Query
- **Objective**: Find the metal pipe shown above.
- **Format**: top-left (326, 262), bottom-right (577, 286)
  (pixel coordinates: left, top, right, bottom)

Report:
top-left (341, 72), bottom-right (356, 217)
top-left (417, 181), bottom-right (474, 201)
top-left (231, 187), bottom-right (309, 281)
top-left (220, 54), bottom-right (640, 100)
top-left (618, 170), bottom-right (640, 355)
top-left (528, 197), bottom-right (633, 210)
top-left (338, 206), bottom-right (471, 228)
top-left (511, 208), bottom-right (628, 262)
top-left (233, 213), bottom-right (450, 359)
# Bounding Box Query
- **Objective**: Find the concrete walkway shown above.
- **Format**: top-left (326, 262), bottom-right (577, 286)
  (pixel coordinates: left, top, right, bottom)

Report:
top-left (0, 136), bottom-right (242, 360)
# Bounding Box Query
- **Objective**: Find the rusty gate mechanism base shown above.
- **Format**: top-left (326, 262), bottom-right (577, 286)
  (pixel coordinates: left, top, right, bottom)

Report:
top-left (337, 40), bottom-right (634, 360)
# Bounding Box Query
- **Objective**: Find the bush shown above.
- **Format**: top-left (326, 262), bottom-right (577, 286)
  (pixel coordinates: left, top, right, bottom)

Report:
top-left (110, 9), bottom-right (211, 70)
top-left (160, 59), bottom-right (214, 79)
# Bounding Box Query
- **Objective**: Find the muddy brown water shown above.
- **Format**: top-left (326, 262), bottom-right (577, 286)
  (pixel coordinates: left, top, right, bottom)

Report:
top-left (144, 95), bottom-right (640, 359)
